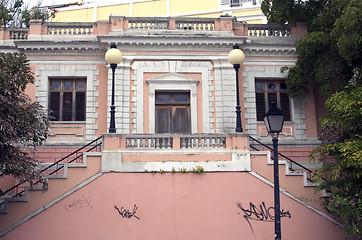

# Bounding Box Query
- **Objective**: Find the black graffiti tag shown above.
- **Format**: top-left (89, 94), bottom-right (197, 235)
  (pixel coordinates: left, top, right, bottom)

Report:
top-left (114, 204), bottom-right (140, 220)
top-left (65, 195), bottom-right (93, 212)
top-left (237, 202), bottom-right (291, 231)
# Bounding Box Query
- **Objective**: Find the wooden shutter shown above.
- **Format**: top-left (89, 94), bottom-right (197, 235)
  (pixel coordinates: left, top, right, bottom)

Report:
top-left (155, 92), bottom-right (191, 133)
top-left (172, 106), bottom-right (190, 133)
top-left (155, 106), bottom-right (172, 133)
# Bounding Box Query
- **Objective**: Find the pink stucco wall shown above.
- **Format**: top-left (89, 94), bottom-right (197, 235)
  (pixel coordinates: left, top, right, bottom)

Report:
top-left (2, 172), bottom-right (345, 240)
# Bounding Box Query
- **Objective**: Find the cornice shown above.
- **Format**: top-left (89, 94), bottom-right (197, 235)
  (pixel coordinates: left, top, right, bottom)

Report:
top-left (2, 35), bottom-right (298, 57)
top-left (99, 34), bottom-right (247, 51)
top-left (14, 40), bottom-right (104, 55)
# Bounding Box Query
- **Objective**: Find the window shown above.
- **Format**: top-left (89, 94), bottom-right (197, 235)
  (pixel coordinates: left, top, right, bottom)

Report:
top-left (49, 78), bottom-right (86, 121)
top-left (255, 79), bottom-right (291, 121)
top-left (221, 0), bottom-right (258, 7)
top-left (155, 92), bottom-right (191, 133)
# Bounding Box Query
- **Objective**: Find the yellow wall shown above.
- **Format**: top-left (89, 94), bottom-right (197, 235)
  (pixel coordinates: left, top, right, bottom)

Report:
top-left (233, 9), bottom-right (262, 16)
top-left (53, 4), bottom-right (131, 22)
top-left (98, 4), bottom-right (131, 18)
top-left (186, 12), bottom-right (223, 18)
top-left (243, 19), bottom-right (262, 24)
top-left (53, 8), bottom-right (94, 22)
top-left (133, 0), bottom-right (166, 16)
top-left (170, 0), bottom-right (218, 15)
top-left (51, 0), bottom-right (263, 22)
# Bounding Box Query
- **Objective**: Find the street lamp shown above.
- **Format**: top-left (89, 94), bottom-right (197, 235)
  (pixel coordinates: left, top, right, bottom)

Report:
top-left (105, 44), bottom-right (122, 133)
top-left (228, 44), bottom-right (245, 132)
top-left (264, 102), bottom-right (285, 240)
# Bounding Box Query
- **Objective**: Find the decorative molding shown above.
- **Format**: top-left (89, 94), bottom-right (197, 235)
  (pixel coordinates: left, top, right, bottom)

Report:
top-left (147, 72), bottom-right (199, 133)
top-left (131, 60), bottom-right (213, 134)
top-left (48, 125), bottom-right (84, 137)
top-left (14, 40), bottom-right (102, 55)
top-left (35, 64), bottom-right (99, 141)
top-left (242, 65), bottom-right (307, 140)
top-left (106, 65), bottom-right (131, 134)
top-left (147, 72), bottom-right (199, 83)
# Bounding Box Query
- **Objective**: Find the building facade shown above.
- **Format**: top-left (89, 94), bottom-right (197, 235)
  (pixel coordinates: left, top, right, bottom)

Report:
top-left (49, 0), bottom-right (266, 23)
top-left (0, 17), bottom-right (347, 239)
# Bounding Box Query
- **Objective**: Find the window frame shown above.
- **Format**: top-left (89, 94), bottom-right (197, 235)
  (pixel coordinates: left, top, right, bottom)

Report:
top-left (49, 78), bottom-right (87, 122)
top-left (255, 78), bottom-right (291, 122)
top-left (220, 0), bottom-right (259, 9)
top-left (155, 91), bottom-right (191, 133)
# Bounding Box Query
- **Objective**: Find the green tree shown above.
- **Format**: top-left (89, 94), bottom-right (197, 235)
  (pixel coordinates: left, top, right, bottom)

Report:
top-left (0, 53), bottom-right (48, 192)
top-left (311, 75), bottom-right (362, 238)
top-left (0, 0), bottom-right (53, 28)
top-left (263, 0), bottom-right (362, 100)
top-left (262, 0), bottom-right (362, 237)
top-left (261, 0), bottom-right (324, 25)
top-left (0, 0), bottom-right (23, 27)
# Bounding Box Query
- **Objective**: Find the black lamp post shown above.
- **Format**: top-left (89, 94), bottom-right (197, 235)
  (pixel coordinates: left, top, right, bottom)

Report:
top-left (264, 102), bottom-right (285, 240)
top-left (228, 44), bottom-right (245, 132)
top-left (105, 44), bottom-right (122, 133)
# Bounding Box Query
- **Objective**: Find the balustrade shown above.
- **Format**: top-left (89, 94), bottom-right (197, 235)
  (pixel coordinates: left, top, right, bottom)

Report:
top-left (248, 24), bottom-right (291, 37)
top-left (46, 23), bottom-right (93, 35)
top-left (1, 19), bottom-right (300, 39)
top-left (180, 134), bottom-right (226, 149)
top-left (126, 135), bottom-right (173, 149)
top-left (175, 18), bottom-right (215, 31)
top-left (9, 29), bottom-right (28, 39)
top-left (128, 17), bottom-right (169, 30)
top-left (125, 134), bottom-right (227, 150)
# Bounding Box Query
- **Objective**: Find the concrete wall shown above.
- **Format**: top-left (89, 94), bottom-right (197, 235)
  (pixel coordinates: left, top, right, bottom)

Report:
top-left (2, 172), bottom-right (345, 240)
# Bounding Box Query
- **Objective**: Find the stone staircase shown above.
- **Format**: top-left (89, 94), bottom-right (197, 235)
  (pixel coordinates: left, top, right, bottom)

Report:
top-left (0, 134), bottom-right (339, 237)
top-left (249, 149), bottom-right (330, 216)
top-left (0, 152), bottom-right (101, 237)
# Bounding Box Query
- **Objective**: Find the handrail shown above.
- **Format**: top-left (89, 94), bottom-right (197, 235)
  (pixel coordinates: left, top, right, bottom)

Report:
top-left (248, 136), bottom-right (324, 182)
top-left (0, 136), bottom-right (103, 203)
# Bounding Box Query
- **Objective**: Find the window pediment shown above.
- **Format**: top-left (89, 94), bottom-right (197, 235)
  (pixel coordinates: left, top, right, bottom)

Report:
top-left (146, 72), bottom-right (199, 85)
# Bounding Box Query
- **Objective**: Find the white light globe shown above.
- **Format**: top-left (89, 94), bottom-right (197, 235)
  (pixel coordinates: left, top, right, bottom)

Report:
top-left (105, 47), bottom-right (122, 65)
top-left (228, 48), bottom-right (245, 65)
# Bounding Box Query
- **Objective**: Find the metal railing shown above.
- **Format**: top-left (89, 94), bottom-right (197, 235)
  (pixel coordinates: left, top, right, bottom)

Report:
top-left (0, 136), bottom-right (103, 205)
top-left (248, 136), bottom-right (323, 182)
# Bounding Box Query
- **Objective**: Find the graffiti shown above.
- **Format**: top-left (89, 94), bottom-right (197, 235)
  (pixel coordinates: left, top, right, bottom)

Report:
top-left (280, 209), bottom-right (292, 218)
top-left (114, 204), bottom-right (140, 220)
top-left (237, 202), bottom-right (291, 231)
top-left (65, 195), bottom-right (93, 212)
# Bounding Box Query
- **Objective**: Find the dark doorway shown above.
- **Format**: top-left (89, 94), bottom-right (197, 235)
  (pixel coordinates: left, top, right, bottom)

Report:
top-left (155, 91), bottom-right (191, 133)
